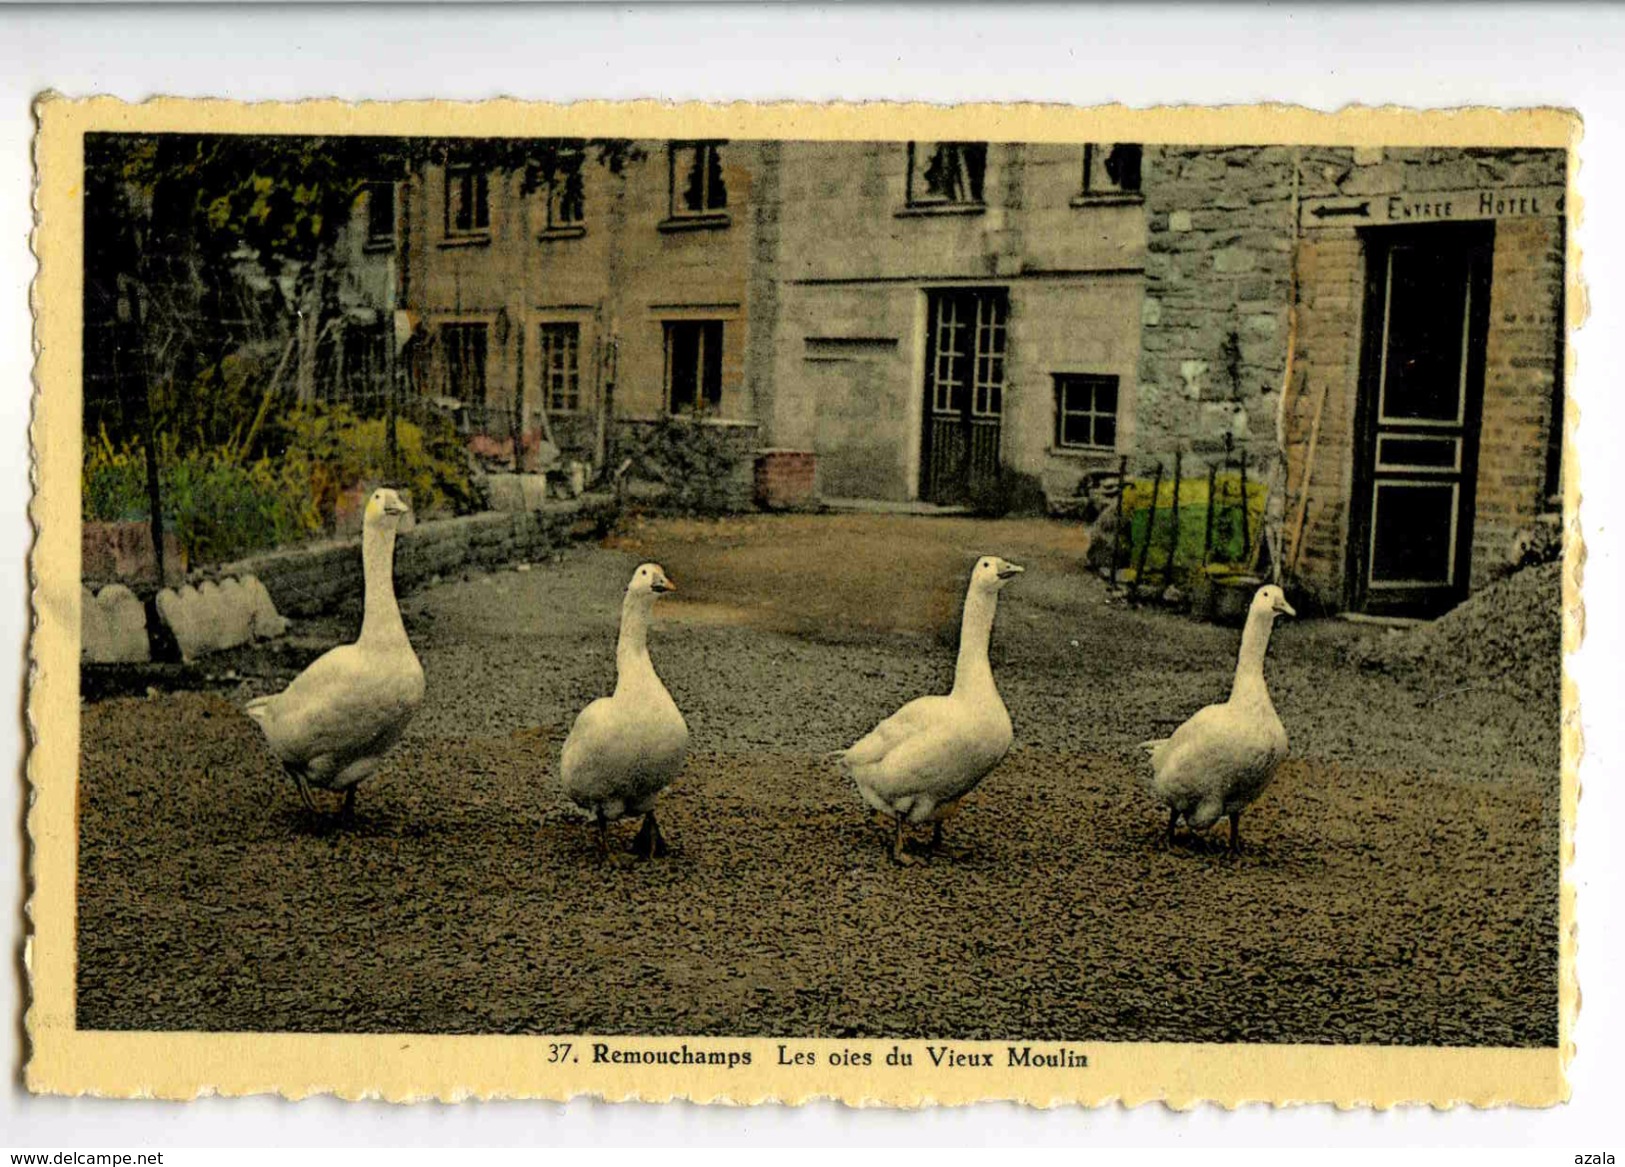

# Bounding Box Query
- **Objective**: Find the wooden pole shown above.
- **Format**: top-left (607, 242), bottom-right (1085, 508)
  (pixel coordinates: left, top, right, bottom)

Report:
top-left (1133, 460), bottom-right (1163, 598)
top-left (1109, 454), bottom-right (1128, 588)
top-left (1288, 375), bottom-right (1332, 578)
top-left (1164, 450), bottom-right (1183, 588)
top-left (1202, 460), bottom-right (1218, 566)
top-left (385, 324), bottom-right (400, 482)
top-left (1238, 449), bottom-right (1252, 566)
top-left (123, 279), bottom-right (167, 586)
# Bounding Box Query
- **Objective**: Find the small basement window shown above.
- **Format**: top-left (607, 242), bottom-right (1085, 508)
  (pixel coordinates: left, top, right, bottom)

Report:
top-left (1054, 373), bottom-right (1119, 450)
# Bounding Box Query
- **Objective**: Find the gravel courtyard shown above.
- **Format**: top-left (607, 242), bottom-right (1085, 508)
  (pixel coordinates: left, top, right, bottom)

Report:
top-left (76, 513), bottom-right (1562, 1045)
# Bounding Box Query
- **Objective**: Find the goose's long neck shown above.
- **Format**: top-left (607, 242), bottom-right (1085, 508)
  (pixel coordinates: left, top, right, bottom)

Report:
top-left (359, 523), bottom-right (408, 646)
top-left (1230, 609), bottom-right (1276, 705)
top-left (614, 592), bottom-right (655, 692)
top-left (952, 588), bottom-right (999, 695)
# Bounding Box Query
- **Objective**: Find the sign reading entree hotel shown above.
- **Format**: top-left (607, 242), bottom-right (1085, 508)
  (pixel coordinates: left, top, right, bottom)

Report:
top-left (1299, 184), bottom-right (1567, 228)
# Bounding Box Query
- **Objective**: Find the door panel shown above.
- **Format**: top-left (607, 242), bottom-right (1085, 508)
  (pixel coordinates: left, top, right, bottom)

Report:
top-left (1350, 225), bottom-right (1492, 616)
top-left (920, 289), bottom-right (1007, 503)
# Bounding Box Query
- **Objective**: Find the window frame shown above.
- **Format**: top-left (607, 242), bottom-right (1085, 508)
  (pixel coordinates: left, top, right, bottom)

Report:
top-left (1074, 143), bottom-right (1145, 205)
top-left (440, 321), bottom-right (491, 407)
top-left (364, 181), bottom-right (396, 249)
top-left (444, 163), bottom-right (491, 239)
top-left (538, 322), bottom-right (583, 414)
top-left (905, 142), bottom-right (989, 210)
top-left (665, 141), bottom-right (730, 224)
top-left (663, 319), bottom-right (726, 417)
top-left (540, 162), bottom-right (587, 237)
top-left (1053, 372), bottom-right (1120, 452)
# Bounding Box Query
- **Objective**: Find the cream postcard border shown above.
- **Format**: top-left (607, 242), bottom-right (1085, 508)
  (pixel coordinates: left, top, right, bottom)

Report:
top-left (25, 96), bottom-right (1584, 1107)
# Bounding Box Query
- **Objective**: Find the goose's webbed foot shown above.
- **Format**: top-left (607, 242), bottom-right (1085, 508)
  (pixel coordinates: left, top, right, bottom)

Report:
top-left (630, 812), bottom-right (670, 860)
top-left (890, 815), bottom-right (920, 866)
top-left (1228, 812), bottom-right (1242, 856)
top-left (340, 786), bottom-right (358, 826)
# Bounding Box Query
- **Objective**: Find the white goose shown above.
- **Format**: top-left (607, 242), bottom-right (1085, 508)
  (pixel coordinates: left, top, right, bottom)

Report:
top-left (838, 556), bottom-right (1024, 864)
top-left (246, 487), bottom-right (424, 823)
top-left (561, 562), bottom-right (689, 860)
top-left (1142, 584), bottom-right (1295, 853)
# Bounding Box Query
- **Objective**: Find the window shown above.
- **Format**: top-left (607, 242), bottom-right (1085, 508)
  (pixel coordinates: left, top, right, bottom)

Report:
top-left (929, 292), bottom-right (1007, 417)
top-left (1081, 144), bottom-right (1142, 197)
top-left (544, 166), bottom-right (585, 232)
top-left (539, 323), bottom-right (582, 412)
top-left (664, 321), bottom-right (724, 415)
top-left (365, 182), bottom-right (395, 246)
top-left (1054, 374), bottom-right (1119, 450)
top-left (669, 142), bottom-right (728, 217)
top-left (442, 323), bottom-right (489, 404)
top-left (445, 165), bottom-right (490, 236)
top-left (908, 142), bottom-right (988, 207)
top-left (342, 322), bottom-right (388, 400)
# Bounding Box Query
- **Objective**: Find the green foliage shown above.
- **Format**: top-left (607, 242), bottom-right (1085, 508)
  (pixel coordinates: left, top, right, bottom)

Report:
top-left (266, 405), bottom-right (479, 525)
top-left (619, 417), bottom-right (747, 515)
top-left (82, 430), bottom-right (321, 566)
top-left (1118, 472), bottom-right (1266, 578)
top-left (82, 404), bottom-right (478, 567)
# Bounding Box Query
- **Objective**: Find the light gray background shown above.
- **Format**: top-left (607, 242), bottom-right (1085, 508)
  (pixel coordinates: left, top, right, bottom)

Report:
top-left (1, 1), bottom-right (1619, 1149)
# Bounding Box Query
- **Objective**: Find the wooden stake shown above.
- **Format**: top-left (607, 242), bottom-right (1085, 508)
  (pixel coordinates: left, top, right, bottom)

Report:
top-left (1288, 374), bottom-right (1332, 579)
top-left (1165, 451), bottom-right (1183, 588)
top-left (1202, 460), bottom-right (1218, 566)
top-left (1238, 449), bottom-right (1252, 565)
top-left (1109, 454), bottom-right (1128, 588)
top-left (1133, 460), bottom-right (1163, 598)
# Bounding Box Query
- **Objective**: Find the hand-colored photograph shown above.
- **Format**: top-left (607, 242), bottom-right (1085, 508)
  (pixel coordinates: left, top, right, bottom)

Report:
top-left (31, 100), bottom-right (1576, 1105)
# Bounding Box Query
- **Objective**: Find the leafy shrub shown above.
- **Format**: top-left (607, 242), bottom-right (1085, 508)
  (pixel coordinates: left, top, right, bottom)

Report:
top-left (267, 405), bottom-right (479, 526)
top-left (82, 403), bottom-right (479, 567)
top-left (82, 430), bottom-right (321, 566)
top-left (618, 416), bottom-right (748, 515)
top-left (967, 470), bottom-right (1048, 518)
top-left (1118, 471), bottom-right (1266, 578)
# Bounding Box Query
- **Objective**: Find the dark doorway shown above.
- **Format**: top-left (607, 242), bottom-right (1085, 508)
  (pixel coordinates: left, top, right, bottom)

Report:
top-left (920, 288), bottom-right (1007, 504)
top-left (1349, 224), bottom-right (1493, 617)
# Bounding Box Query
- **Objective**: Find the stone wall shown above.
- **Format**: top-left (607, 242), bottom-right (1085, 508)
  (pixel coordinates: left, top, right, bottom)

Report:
top-left (1138, 145), bottom-right (1567, 609)
top-left (1139, 146), bottom-right (1297, 456)
top-left (613, 418), bottom-right (760, 512)
top-left (210, 493), bottom-right (618, 618)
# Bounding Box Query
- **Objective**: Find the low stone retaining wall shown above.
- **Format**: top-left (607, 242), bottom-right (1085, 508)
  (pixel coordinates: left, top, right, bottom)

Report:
top-left (208, 492), bottom-right (618, 618)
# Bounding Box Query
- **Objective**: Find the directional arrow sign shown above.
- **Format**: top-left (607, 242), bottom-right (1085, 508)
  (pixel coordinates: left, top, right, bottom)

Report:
top-left (1299, 197), bottom-right (1377, 227)
top-left (1310, 201), bottom-right (1371, 220)
top-left (1300, 185), bottom-right (1567, 229)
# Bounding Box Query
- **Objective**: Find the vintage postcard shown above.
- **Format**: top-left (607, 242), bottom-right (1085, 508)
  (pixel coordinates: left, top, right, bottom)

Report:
top-left (27, 97), bottom-right (1580, 1107)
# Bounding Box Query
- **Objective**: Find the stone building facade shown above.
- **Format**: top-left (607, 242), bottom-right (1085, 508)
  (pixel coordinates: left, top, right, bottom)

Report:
top-left (1138, 145), bottom-right (1567, 616)
top-left (766, 140), bottom-right (1146, 504)
top-left (394, 140), bottom-right (779, 471)
top-left (385, 137), bottom-right (1568, 617)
